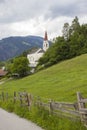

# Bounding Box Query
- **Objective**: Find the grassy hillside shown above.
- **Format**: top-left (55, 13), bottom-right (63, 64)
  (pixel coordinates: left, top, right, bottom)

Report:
top-left (0, 54), bottom-right (87, 130)
top-left (0, 54), bottom-right (87, 102)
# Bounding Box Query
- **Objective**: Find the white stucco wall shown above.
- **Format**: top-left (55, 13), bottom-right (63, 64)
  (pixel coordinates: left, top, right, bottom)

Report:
top-left (27, 36), bottom-right (49, 68)
top-left (27, 49), bottom-right (44, 67)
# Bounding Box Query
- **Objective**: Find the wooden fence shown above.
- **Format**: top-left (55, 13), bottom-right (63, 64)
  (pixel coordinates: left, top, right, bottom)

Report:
top-left (0, 91), bottom-right (87, 127)
top-left (77, 92), bottom-right (87, 127)
top-left (35, 97), bottom-right (80, 120)
top-left (0, 92), bottom-right (32, 109)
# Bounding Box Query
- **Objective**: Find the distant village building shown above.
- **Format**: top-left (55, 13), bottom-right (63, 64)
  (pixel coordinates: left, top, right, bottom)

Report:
top-left (0, 69), bottom-right (7, 77)
top-left (27, 31), bottom-right (49, 68)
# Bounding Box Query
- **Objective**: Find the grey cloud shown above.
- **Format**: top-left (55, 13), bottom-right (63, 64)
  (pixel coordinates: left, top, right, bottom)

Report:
top-left (48, 4), bottom-right (77, 18)
top-left (0, 0), bottom-right (87, 39)
top-left (0, 0), bottom-right (73, 23)
top-left (0, 0), bottom-right (50, 23)
top-left (47, 0), bottom-right (87, 18)
top-left (0, 0), bottom-right (87, 24)
top-left (77, 0), bottom-right (87, 15)
top-left (0, 0), bottom-right (5, 3)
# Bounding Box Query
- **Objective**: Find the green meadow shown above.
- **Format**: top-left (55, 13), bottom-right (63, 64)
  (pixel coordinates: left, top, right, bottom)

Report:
top-left (0, 54), bottom-right (87, 130)
top-left (0, 54), bottom-right (87, 101)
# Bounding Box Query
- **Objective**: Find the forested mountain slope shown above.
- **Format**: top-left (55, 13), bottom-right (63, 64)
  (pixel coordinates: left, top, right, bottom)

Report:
top-left (0, 36), bottom-right (43, 61)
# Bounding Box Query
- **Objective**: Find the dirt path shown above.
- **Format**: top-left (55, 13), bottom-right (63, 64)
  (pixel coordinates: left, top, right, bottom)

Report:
top-left (0, 108), bottom-right (44, 130)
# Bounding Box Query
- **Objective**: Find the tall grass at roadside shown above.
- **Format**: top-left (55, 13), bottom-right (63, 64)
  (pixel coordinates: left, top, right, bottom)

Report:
top-left (0, 100), bottom-right (86, 130)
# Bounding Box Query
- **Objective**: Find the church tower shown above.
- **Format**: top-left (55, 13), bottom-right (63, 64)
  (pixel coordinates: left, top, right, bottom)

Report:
top-left (43, 31), bottom-right (49, 51)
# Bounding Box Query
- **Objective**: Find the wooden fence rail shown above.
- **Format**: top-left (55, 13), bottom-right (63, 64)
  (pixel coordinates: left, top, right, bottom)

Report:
top-left (0, 91), bottom-right (87, 127)
top-left (35, 99), bottom-right (80, 120)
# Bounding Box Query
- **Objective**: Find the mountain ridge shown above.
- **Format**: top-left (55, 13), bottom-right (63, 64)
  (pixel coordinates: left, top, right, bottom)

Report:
top-left (0, 35), bottom-right (43, 61)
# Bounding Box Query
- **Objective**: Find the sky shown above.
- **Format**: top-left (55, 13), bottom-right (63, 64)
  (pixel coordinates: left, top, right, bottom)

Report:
top-left (0, 0), bottom-right (87, 40)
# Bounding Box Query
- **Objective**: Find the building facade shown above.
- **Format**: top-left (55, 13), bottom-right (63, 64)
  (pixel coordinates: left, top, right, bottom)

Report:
top-left (27, 31), bottom-right (49, 68)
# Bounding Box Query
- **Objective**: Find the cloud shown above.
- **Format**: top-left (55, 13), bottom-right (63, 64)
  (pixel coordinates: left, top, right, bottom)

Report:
top-left (0, 0), bottom-right (87, 39)
top-left (0, 0), bottom-right (87, 23)
top-left (0, 0), bottom-right (50, 23)
top-left (47, 0), bottom-right (87, 18)
top-left (0, 0), bottom-right (5, 3)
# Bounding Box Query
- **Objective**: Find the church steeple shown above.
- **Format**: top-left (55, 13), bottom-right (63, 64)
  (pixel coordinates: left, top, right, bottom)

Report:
top-left (43, 31), bottom-right (49, 52)
top-left (44, 31), bottom-right (48, 41)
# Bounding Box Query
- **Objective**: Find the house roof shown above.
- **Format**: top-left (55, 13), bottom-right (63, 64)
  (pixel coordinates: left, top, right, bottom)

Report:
top-left (0, 69), bottom-right (7, 76)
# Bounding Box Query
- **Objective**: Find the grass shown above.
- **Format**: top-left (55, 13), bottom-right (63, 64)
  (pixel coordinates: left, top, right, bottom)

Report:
top-left (0, 54), bottom-right (87, 101)
top-left (0, 100), bottom-right (86, 130)
top-left (0, 54), bottom-right (87, 130)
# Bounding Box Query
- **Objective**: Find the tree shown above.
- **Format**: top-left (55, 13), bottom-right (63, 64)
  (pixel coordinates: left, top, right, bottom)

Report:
top-left (0, 61), bottom-right (5, 68)
top-left (37, 36), bottom-right (69, 68)
top-left (11, 57), bottom-right (30, 77)
top-left (69, 16), bottom-right (80, 36)
top-left (37, 17), bottom-right (87, 70)
top-left (62, 22), bottom-right (70, 40)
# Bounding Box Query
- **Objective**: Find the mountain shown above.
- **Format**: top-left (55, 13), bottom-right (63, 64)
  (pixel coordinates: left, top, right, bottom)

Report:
top-left (0, 36), bottom-right (43, 61)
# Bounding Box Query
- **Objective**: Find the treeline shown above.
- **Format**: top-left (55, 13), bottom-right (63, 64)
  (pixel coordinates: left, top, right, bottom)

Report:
top-left (37, 16), bottom-right (87, 69)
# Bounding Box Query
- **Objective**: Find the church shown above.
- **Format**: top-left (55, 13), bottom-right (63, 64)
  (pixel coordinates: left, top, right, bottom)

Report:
top-left (27, 31), bottom-right (49, 68)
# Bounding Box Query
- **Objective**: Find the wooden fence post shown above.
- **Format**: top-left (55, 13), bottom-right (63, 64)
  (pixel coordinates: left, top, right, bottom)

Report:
top-left (14, 91), bottom-right (16, 103)
top-left (77, 92), bottom-right (86, 123)
top-left (2, 92), bottom-right (4, 101)
top-left (37, 96), bottom-right (41, 107)
top-left (26, 93), bottom-right (30, 106)
top-left (6, 92), bottom-right (8, 101)
top-left (49, 100), bottom-right (54, 114)
top-left (0, 94), bottom-right (1, 100)
top-left (19, 93), bottom-right (23, 106)
top-left (26, 93), bottom-right (31, 110)
top-left (77, 92), bottom-right (85, 109)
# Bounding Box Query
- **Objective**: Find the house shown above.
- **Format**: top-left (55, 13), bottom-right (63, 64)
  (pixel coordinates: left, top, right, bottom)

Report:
top-left (0, 69), bottom-right (7, 77)
top-left (27, 31), bottom-right (49, 69)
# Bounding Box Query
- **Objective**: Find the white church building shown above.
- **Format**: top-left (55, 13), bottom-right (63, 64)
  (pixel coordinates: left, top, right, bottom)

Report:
top-left (27, 31), bottom-right (49, 68)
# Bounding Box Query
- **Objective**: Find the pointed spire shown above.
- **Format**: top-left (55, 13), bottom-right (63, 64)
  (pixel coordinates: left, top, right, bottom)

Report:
top-left (44, 31), bottom-right (48, 41)
top-left (43, 31), bottom-right (49, 51)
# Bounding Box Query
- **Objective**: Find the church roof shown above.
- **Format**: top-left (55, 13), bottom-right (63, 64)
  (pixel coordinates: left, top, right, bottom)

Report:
top-left (36, 48), bottom-right (45, 53)
top-left (27, 48), bottom-right (44, 56)
top-left (38, 49), bottom-right (45, 53)
top-left (28, 48), bottom-right (40, 54)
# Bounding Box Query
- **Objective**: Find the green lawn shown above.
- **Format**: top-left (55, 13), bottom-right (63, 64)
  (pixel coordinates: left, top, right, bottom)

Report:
top-left (0, 54), bottom-right (87, 102)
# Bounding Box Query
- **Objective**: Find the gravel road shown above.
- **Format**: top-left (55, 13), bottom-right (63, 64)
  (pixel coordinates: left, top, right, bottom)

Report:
top-left (0, 108), bottom-right (44, 130)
